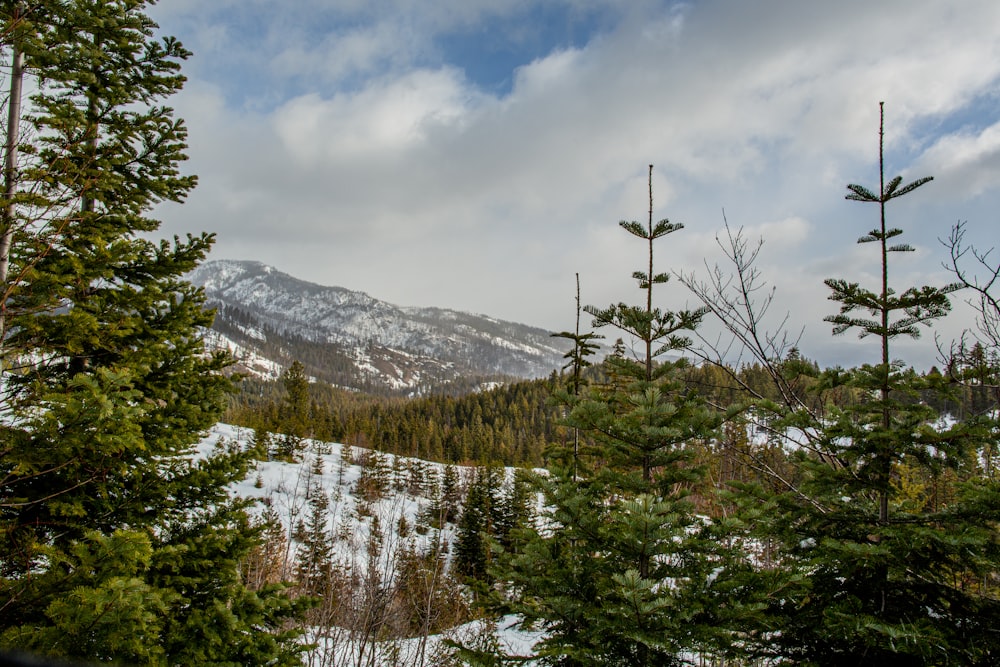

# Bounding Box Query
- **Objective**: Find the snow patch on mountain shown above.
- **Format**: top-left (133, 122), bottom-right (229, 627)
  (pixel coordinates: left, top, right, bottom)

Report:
top-left (189, 259), bottom-right (577, 391)
top-left (201, 328), bottom-right (282, 380)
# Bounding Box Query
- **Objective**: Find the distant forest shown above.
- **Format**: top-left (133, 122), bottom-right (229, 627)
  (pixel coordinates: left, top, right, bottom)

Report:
top-left (224, 348), bottom-right (995, 469)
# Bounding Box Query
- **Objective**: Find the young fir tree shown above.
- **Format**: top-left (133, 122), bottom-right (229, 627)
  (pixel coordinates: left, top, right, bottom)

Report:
top-left (295, 484), bottom-right (335, 597)
top-left (455, 465), bottom-right (505, 582)
top-left (494, 167), bottom-right (737, 665)
top-left (744, 104), bottom-right (1000, 665)
top-left (0, 2), bottom-right (305, 663)
top-left (550, 272), bottom-right (603, 478)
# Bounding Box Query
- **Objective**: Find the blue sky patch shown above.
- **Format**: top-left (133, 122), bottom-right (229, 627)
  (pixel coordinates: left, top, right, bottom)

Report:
top-left (436, 4), bottom-right (616, 95)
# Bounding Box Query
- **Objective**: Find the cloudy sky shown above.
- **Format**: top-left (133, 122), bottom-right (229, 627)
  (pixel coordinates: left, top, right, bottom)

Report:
top-left (147, 0), bottom-right (1000, 369)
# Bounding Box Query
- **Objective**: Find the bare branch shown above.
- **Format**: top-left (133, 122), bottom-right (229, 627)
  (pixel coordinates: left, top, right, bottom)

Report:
top-left (941, 221), bottom-right (1000, 351)
top-left (679, 215), bottom-right (813, 416)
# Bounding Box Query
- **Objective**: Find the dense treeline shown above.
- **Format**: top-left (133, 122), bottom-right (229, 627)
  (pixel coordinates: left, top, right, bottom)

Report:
top-left (223, 350), bottom-right (994, 472)
top-left (225, 371), bottom-right (567, 465)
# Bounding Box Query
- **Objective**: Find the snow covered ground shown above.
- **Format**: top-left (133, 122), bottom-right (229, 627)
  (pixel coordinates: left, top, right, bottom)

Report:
top-left (199, 424), bottom-right (460, 564)
top-left (196, 424), bottom-right (543, 666)
top-left (300, 615), bottom-right (543, 667)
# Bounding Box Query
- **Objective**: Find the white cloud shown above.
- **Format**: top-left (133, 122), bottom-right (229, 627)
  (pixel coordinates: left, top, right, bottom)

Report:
top-left (915, 121), bottom-right (1000, 198)
top-left (272, 68), bottom-right (481, 160)
top-left (512, 48), bottom-right (582, 95)
top-left (149, 0), bottom-right (1000, 369)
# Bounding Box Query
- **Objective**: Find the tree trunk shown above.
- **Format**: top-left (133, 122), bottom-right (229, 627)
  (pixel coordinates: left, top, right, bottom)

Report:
top-left (1, 4), bottom-right (25, 355)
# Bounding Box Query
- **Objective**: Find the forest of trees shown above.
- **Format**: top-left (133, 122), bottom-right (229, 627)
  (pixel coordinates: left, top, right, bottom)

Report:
top-left (222, 350), bottom-right (989, 472)
top-left (225, 370), bottom-right (563, 466)
top-left (476, 146), bottom-right (1000, 664)
top-left (219, 149), bottom-right (1000, 665)
top-left (3, 1), bottom-right (1000, 665)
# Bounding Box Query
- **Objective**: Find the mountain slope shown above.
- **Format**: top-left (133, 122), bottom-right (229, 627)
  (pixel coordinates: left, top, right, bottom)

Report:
top-left (190, 260), bottom-right (572, 393)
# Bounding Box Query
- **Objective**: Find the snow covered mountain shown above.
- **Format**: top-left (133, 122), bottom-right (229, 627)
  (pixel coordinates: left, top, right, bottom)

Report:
top-left (189, 259), bottom-right (573, 393)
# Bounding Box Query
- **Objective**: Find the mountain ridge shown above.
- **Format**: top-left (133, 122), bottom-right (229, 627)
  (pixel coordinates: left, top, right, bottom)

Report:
top-left (190, 259), bottom-right (574, 393)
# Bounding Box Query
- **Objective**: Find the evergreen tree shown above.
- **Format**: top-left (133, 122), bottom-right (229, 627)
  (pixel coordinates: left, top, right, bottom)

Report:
top-left (455, 465), bottom-right (504, 582)
top-left (438, 463), bottom-right (462, 526)
top-left (551, 272), bottom-right (602, 478)
top-left (551, 273), bottom-right (603, 399)
top-left (494, 468), bottom-right (534, 553)
top-left (0, 0), bottom-right (28, 346)
top-left (273, 360), bottom-right (310, 459)
top-left (744, 103), bottom-right (1000, 665)
top-left (281, 359), bottom-right (311, 434)
top-left (0, 2), bottom-right (304, 663)
top-left (496, 166), bottom-right (733, 664)
top-left (295, 484), bottom-right (334, 596)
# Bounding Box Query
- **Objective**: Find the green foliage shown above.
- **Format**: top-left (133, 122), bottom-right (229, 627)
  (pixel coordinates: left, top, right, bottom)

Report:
top-left (551, 273), bottom-right (604, 399)
top-left (737, 104), bottom-right (1000, 665)
top-left (295, 484), bottom-right (335, 595)
top-left (455, 466), bottom-right (505, 582)
top-left (227, 373), bottom-right (565, 466)
top-left (2, 530), bottom-right (166, 663)
top-left (282, 360), bottom-right (312, 436)
top-left (0, 2), bottom-right (304, 663)
top-left (491, 166), bottom-right (732, 664)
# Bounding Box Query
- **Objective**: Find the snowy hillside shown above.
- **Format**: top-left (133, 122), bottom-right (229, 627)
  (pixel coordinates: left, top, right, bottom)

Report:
top-left (197, 424), bottom-right (541, 665)
top-left (199, 423), bottom-right (460, 571)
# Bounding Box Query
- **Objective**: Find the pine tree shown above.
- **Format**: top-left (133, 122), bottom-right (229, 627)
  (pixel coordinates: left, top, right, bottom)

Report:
top-left (496, 166), bottom-right (731, 664)
top-left (550, 272), bottom-right (603, 478)
top-left (281, 359), bottom-right (311, 433)
top-left (0, 2), bottom-right (304, 663)
top-left (494, 468), bottom-right (534, 553)
top-left (295, 484), bottom-right (335, 596)
top-left (273, 360), bottom-right (310, 459)
top-left (0, 1), bottom-right (27, 346)
top-left (455, 465), bottom-right (504, 582)
top-left (551, 273), bottom-right (603, 399)
top-left (745, 103), bottom-right (1000, 665)
top-left (437, 463), bottom-right (462, 526)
